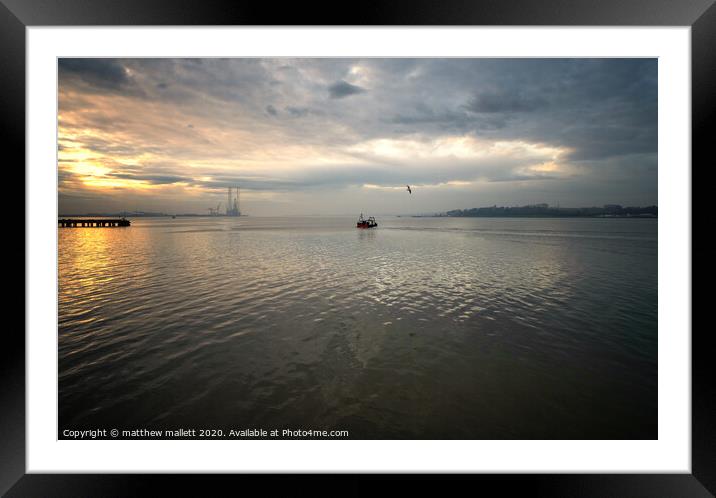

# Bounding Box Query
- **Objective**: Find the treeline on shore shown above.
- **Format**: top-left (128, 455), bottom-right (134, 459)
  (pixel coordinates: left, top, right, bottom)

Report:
top-left (444, 205), bottom-right (658, 218)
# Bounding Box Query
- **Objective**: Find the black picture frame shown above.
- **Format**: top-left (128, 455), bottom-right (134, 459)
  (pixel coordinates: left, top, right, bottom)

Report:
top-left (5, 0), bottom-right (711, 495)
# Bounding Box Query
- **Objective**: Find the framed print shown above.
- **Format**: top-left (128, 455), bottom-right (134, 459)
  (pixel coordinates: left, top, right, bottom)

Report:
top-left (6, 0), bottom-right (713, 495)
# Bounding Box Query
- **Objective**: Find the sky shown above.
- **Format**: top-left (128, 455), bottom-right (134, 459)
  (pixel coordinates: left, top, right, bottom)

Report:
top-left (58, 58), bottom-right (657, 216)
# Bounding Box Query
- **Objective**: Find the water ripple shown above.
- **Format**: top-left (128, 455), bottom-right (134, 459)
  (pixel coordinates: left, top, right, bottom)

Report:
top-left (59, 216), bottom-right (657, 438)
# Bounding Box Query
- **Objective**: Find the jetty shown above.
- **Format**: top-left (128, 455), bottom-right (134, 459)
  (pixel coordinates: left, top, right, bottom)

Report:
top-left (59, 218), bottom-right (131, 228)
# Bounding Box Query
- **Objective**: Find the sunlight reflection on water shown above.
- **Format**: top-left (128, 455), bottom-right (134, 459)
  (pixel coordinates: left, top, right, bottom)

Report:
top-left (59, 216), bottom-right (657, 439)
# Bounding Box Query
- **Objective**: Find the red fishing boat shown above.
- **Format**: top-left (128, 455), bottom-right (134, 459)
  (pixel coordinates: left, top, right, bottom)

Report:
top-left (356, 213), bottom-right (378, 229)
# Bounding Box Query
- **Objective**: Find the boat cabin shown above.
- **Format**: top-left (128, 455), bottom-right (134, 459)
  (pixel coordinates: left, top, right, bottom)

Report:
top-left (357, 213), bottom-right (378, 228)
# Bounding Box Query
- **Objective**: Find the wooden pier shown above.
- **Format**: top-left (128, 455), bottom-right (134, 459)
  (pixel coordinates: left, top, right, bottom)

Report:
top-left (59, 218), bottom-right (131, 228)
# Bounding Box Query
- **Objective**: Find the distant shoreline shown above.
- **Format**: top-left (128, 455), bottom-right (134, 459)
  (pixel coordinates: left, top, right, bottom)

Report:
top-left (417, 214), bottom-right (657, 219)
top-left (438, 205), bottom-right (657, 219)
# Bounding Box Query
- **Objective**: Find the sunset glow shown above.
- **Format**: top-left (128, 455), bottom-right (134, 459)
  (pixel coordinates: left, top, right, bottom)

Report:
top-left (58, 58), bottom-right (657, 215)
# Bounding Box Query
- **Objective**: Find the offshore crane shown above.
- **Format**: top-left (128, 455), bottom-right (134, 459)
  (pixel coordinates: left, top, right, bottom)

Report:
top-left (208, 202), bottom-right (222, 216)
top-left (226, 186), bottom-right (241, 216)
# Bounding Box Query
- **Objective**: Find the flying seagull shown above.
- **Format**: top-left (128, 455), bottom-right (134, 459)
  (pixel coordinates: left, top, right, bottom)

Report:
top-left (406, 185), bottom-right (412, 194)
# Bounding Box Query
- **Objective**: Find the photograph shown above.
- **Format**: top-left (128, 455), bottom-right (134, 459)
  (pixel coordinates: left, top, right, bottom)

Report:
top-left (57, 57), bottom-right (659, 441)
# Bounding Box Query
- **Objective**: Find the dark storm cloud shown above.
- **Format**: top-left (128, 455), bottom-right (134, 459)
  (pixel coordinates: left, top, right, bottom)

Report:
top-left (59, 58), bottom-right (132, 91)
top-left (390, 107), bottom-right (508, 133)
top-left (380, 58), bottom-right (656, 164)
top-left (265, 105), bottom-right (278, 116)
top-left (457, 59), bottom-right (657, 162)
top-left (328, 80), bottom-right (366, 99)
top-left (465, 90), bottom-right (548, 113)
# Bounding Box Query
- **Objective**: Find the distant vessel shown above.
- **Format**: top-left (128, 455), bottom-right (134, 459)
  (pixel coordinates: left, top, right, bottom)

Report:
top-left (356, 213), bottom-right (377, 229)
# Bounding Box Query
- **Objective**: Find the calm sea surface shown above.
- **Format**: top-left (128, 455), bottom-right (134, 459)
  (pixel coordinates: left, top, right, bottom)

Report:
top-left (58, 216), bottom-right (657, 439)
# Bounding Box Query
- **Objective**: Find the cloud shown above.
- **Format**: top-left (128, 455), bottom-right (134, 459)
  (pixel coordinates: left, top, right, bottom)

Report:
top-left (285, 106), bottom-right (309, 117)
top-left (465, 90), bottom-right (547, 113)
top-left (327, 80), bottom-right (366, 99)
top-left (107, 173), bottom-right (188, 185)
top-left (57, 58), bottom-right (657, 214)
top-left (59, 58), bottom-right (133, 92)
